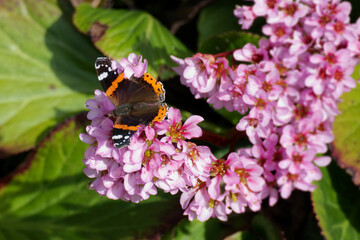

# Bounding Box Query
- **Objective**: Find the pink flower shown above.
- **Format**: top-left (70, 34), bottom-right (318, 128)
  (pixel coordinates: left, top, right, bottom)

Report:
top-left (224, 152), bottom-right (265, 193)
top-left (263, 23), bottom-right (293, 43)
top-left (85, 90), bottom-right (114, 120)
top-left (253, 0), bottom-right (279, 17)
top-left (118, 53), bottom-right (147, 78)
top-left (327, 65), bottom-right (356, 98)
top-left (171, 54), bottom-right (218, 97)
top-left (234, 5), bottom-right (256, 29)
top-left (310, 42), bottom-right (351, 68)
top-left (267, 0), bottom-right (309, 27)
top-left (156, 107), bottom-right (204, 149)
top-left (234, 43), bottom-right (268, 64)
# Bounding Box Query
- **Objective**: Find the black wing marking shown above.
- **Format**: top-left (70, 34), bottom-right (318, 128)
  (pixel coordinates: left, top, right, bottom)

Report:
top-left (95, 57), bottom-right (119, 93)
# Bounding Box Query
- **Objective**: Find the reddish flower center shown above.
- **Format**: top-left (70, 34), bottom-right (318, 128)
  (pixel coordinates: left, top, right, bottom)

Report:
top-left (187, 145), bottom-right (199, 161)
top-left (216, 62), bottom-right (226, 78)
top-left (235, 168), bottom-right (250, 185)
top-left (294, 104), bottom-right (309, 119)
top-left (319, 15), bottom-right (331, 26)
top-left (258, 157), bottom-right (266, 166)
top-left (143, 149), bottom-right (154, 165)
top-left (167, 122), bottom-right (185, 142)
top-left (210, 159), bottom-right (228, 176)
top-left (325, 53), bottom-right (337, 65)
top-left (233, 82), bottom-right (246, 97)
top-left (273, 149), bottom-right (283, 163)
top-left (286, 172), bottom-right (298, 181)
top-left (262, 81), bottom-right (273, 92)
top-left (276, 77), bottom-right (287, 89)
top-left (275, 26), bottom-right (286, 37)
top-left (292, 153), bottom-right (303, 164)
top-left (255, 98), bottom-right (266, 109)
top-left (303, 34), bottom-right (312, 44)
top-left (294, 132), bottom-right (307, 146)
top-left (317, 122), bottom-right (326, 132)
top-left (276, 64), bottom-right (288, 75)
top-left (161, 154), bottom-right (171, 165)
top-left (284, 3), bottom-right (298, 16)
top-left (249, 118), bottom-right (258, 127)
top-left (333, 21), bottom-right (344, 33)
top-left (252, 53), bottom-right (263, 63)
top-left (266, 0), bottom-right (277, 9)
top-left (318, 67), bottom-right (327, 79)
top-left (327, 3), bottom-right (338, 15)
top-left (334, 68), bottom-right (344, 81)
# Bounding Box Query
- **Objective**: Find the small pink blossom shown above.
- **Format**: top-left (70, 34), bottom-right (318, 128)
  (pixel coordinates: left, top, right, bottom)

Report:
top-left (234, 5), bottom-right (256, 29)
top-left (118, 53), bottom-right (147, 78)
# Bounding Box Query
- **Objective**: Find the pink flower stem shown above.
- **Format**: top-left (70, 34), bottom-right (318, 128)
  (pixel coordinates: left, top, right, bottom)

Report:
top-left (213, 50), bottom-right (236, 59)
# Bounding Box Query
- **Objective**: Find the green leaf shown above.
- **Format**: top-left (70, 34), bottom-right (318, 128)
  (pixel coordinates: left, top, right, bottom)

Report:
top-left (332, 64), bottom-right (360, 185)
top-left (0, 116), bottom-right (180, 239)
top-left (0, 0), bottom-right (100, 157)
top-left (251, 214), bottom-right (283, 240)
top-left (73, 3), bottom-right (192, 80)
top-left (163, 213), bottom-right (281, 240)
top-left (198, 31), bottom-right (261, 55)
top-left (312, 162), bottom-right (360, 240)
top-left (164, 219), bottom-right (223, 240)
top-left (225, 231), bottom-right (258, 240)
top-left (197, 0), bottom-right (242, 46)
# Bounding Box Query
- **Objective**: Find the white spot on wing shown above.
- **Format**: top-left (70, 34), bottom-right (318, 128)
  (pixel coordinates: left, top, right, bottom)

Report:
top-left (112, 135), bottom-right (124, 139)
top-left (98, 72), bottom-right (108, 81)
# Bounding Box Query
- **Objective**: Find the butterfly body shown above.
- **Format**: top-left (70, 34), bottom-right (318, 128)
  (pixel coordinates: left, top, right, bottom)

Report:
top-left (95, 57), bottom-right (167, 148)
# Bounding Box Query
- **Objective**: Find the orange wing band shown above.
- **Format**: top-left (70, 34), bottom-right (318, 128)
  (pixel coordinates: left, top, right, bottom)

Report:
top-left (106, 73), bottom-right (124, 97)
top-left (113, 124), bottom-right (139, 131)
top-left (143, 73), bottom-right (164, 96)
top-left (153, 106), bottom-right (167, 122)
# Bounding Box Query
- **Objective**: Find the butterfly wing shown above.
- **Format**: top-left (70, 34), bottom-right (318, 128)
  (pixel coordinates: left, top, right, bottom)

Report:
top-left (95, 57), bottom-right (167, 148)
top-left (111, 73), bottom-right (166, 125)
top-left (95, 57), bottom-right (123, 106)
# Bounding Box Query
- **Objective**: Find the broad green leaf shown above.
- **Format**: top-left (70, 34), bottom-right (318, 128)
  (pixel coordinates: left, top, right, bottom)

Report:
top-left (0, 116), bottom-right (180, 239)
top-left (73, 3), bottom-right (192, 80)
top-left (224, 231), bottom-right (256, 240)
top-left (198, 31), bottom-right (261, 55)
top-left (162, 213), bottom-right (280, 240)
top-left (251, 214), bottom-right (282, 240)
top-left (163, 219), bottom-right (224, 240)
top-left (332, 64), bottom-right (360, 185)
top-left (197, 0), bottom-right (242, 46)
top-left (312, 162), bottom-right (360, 240)
top-left (0, 0), bottom-right (100, 157)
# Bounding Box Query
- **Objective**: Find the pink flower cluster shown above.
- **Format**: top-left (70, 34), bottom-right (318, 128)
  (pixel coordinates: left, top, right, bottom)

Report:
top-left (171, 0), bottom-right (360, 221)
top-left (81, 0), bottom-right (360, 223)
top-left (81, 99), bottom-right (215, 202)
top-left (80, 53), bottom-right (215, 202)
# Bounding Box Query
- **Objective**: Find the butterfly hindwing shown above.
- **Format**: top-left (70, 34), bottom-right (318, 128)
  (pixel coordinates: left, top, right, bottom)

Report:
top-left (112, 128), bottom-right (137, 149)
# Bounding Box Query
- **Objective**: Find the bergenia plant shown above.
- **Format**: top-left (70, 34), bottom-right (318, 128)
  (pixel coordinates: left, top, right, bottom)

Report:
top-left (80, 0), bottom-right (360, 227)
top-left (3, 0), bottom-right (360, 239)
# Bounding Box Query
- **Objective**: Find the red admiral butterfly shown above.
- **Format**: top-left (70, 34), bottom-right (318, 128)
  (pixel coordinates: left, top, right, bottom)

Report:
top-left (95, 57), bottom-right (167, 148)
